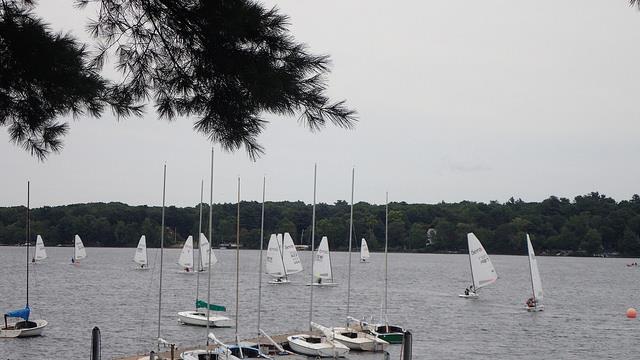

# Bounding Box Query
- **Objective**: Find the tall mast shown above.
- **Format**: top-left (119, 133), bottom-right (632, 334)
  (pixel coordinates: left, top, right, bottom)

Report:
top-left (26, 181), bottom-right (30, 307)
top-left (206, 148), bottom-right (214, 348)
top-left (346, 168), bottom-right (354, 326)
top-left (257, 177), bottom-right (266, 343)
top-left (157, 164), bottom-right (167, 348)
top-left (196, 180), bottom-right (203, 308)
top-left (384, 192), bottom-right (388, 323)
top-left (235, 177), bottom-right (240, 344)
top-left (308, 163), bottom-right (317, 331)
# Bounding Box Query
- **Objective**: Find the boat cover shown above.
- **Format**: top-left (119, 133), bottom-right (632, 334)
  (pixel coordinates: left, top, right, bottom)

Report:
top-left (196, 300), bottom-right (226, 311)
top-left (5, 306), bottom-right (30, 321)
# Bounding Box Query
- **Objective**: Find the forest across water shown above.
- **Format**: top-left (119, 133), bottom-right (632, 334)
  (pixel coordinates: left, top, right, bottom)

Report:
top-left (1, 192), bottom-right (640, 257)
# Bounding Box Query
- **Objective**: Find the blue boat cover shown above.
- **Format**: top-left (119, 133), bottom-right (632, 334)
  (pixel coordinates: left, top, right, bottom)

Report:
top-left (5, 306), bottom-right (30, 321)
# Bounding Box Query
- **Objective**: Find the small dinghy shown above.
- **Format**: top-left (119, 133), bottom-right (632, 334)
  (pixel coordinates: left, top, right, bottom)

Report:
top-left (306, 237), bottom-right (338, 286)
top-left (71, 234), bottom-right (87, 265)
top-left (326, 323), bottom-right (388, 351)
top-left (524, 234), bottom-right (544, 312)
top-left (459, 233), bottom-right (497, 298)
top-left (32, 235), bottom-right (47, 263)
top-left (360, 238), bottom-right (370, 263)
top-left (133, 235), bottom-right (149, 270)
top-left (287, 323), bottom-right (349, 358)
top-left (266, 233), bottom-right (303, 284)
top-left (177, 236), bottom-right (195, 273)
top-left (181, 333), bottom-right (242, 360)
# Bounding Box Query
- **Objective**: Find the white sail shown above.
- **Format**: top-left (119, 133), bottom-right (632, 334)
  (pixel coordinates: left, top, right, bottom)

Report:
top-left (282, 233), bottom-right (303, 274)
top-left (527, 234), bottom-right (543, 302)
top-left (467, 233), bottom-right (497, 290)
top-left (74, 235), bottom-right (86, 260)
top-left (265, 234), bottom-right (286, 277)
top-left (360, 238), bottom-right (370, 261)
top-left (178, 236), bottom-right (194, 269)
top-left (33, 235), bottom-right (47, 261)
top-left (133, 235), bottom-right (148, 266)
top-left (199, 233), bottom-right (217, 269)
top-left (313, 236), bottom-right (333, 281)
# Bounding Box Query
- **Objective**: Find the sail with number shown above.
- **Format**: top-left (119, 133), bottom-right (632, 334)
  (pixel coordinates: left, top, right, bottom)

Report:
top-left (467, 233), bottom-right (497, 290)
top-left (199, 233), bottom-right (216, 270)
top-left (282, 233), bottom-right (303, 274)
top-left (74, 234), bottom-right (87, 261)
top-left (133, 235), bottom-right (148, 266)
top-left (360, 238), bottom-right (370, 262)
top-left (265, 234), bottom-right (285, 277)
top-left (313, 236), bottom-right (333, 281)
top-left (33, 235), bottom-right (47, 261)
top-left (178, 236), bottom-right (194, 270)
top-left (527, 234), bottom-right (543, 303)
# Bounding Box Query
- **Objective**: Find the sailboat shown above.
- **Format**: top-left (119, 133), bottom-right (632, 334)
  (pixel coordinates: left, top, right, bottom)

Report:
top-left (178, 233), bottom-right (230, 327)
top-left (133, 235), bottom-right (149, 270)
top-left (72, 235), bottom-right (87, 264)
top-left (360, 238), bottom-right (370, 263)
top-left (288, 164), bottom-right (349, 358)
top-left (32, 235), bottom-right (47, 263)
top-left (266, 233), bottom-right (303, 284)
top-left (459, 232), bottom-right (498, 298)
top-left (182, 333), bottom-right (242, 360)
top-left (1, 181), bottom-right (48, 338)
top-left (177, 236), bottom-right (194, 273)
top-left (330, 168), bottom-right (388, 352)
top-left (287, 323), bottom-right (349, 357)
top-left (181, 150), bottom-right (240, 360)
top-left (306, 237), bottom-right (338, 286)
top-left (525, 234), bottom-right (544, 312)
top-left (359, 193), bottom-right (405, 344)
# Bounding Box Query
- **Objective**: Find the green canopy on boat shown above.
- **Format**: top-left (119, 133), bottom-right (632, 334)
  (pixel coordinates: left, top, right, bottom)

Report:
top-left (196, 300), bottom-right (226, 311)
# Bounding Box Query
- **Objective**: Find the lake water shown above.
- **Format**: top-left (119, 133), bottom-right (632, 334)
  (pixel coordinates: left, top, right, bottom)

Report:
top-left (0, 246), bottom-right (638, 359)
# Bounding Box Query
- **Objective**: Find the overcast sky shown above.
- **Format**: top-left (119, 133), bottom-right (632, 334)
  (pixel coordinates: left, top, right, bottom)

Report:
top-left (2, 0), bottom-right (640, 208)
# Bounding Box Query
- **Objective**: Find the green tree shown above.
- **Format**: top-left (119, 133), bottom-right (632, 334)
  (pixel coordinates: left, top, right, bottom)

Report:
top-left (580, 228), bottom-right (603, 255)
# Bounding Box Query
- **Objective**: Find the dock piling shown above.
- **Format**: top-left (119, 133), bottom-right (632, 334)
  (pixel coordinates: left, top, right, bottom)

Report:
top-left (401, 330), bottom-right (412, 360)
top-left (91, 326), bottom-right (101, 360)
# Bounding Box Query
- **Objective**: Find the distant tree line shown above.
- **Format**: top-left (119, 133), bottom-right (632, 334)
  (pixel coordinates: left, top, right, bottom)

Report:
top-left (1, 192), bottom-right (640, 257)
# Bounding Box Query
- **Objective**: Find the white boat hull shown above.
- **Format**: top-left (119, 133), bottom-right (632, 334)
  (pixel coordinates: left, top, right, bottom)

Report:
top-left (287, 334), bottom-right (349, 357)
top-left (180, 349), bottom-right (241, 360)
top-left (458, 292), bottom-right (479, 299)
top-left (305, 282), bottom-right (339, 287)
top-left (0, 319), bottom-right (47, 338)
top-left (331, 327), bottom-right (388, 351)
top-left (268, 278), bottom-right (291, 285)
top-left (526, 305), bottom-right (544, 312)
top-left (178, 311), bottom-right (230, 327)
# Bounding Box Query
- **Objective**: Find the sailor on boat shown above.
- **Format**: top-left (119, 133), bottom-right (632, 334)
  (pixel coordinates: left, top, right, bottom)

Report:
top-left (526, 297), bottom-right (536, 308)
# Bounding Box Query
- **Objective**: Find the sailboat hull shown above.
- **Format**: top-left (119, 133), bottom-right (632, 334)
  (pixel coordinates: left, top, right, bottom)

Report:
top-left (180, 349), bottom-right (241, 360)
top-left (0, 319), bottom-right (47, 338)
top-left (526, 305), bottom-right (544, 312)
top-left (331, 327), bottom-right (389, 351)
top-left (287, 335), bottom-right (349, 357)
top-left (305, 282), bottom-right (339, 287)
top-left (178, 311), bottom-right (230, 327)
top-left (363, 324), bottom-right (405, 344)
top-left (268, 278), bottom-right (291, 284)
top-left (458, 293), bottom-right (479, 299)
